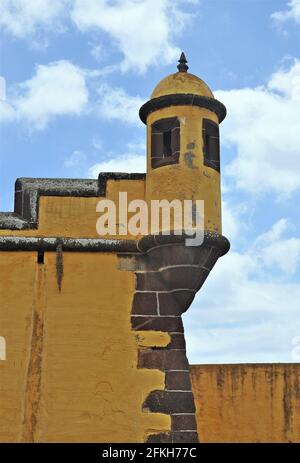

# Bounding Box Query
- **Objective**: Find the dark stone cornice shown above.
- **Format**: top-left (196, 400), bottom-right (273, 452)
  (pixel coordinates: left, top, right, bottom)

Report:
top-left (0, 212), bottom-right (30, 230)
top-left (0, 236), bottom-right (139, 253)
top-left (13, 177), bottom-right (99, 228)
top-left (0, 231), bottom-right (230, 255)
top-left (139, 93), bottom-right (227, 124)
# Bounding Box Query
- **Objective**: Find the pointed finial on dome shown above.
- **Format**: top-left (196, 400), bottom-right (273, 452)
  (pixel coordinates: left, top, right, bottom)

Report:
top-left (177, 52), bottom-right (189, 72)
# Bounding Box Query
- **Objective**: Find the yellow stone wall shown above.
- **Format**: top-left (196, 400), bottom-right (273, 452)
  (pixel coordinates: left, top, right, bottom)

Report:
top-left (3, 68), bottom-right (296, 444)
top-left (191, 364), bottom-right (300, 443)
top-left (0, 178), bottom-right (145, 239)
top-left (0, 178), bottom-right (172, 443)
top-left (1, 170), bottom-right (299, 443)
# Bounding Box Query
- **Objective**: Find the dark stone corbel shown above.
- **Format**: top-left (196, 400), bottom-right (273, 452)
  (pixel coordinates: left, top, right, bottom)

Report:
top-left (131, 231), bottom-right (230, 443)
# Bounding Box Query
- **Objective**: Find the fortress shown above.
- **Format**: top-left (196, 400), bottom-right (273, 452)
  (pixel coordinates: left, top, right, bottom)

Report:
top-left (0, 54), bottom-right (299, 443)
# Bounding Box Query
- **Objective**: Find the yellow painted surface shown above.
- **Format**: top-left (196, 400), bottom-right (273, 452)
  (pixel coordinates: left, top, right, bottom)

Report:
top-left (0, 72), bottom-right (223, 238)
top-left (146, 106), bottom-right (222, 233)
top-left (0, 69), bottom-right (228, 444)
top-left (135, 331), bottom-right (171, 348)
top-left (191, 364), bottom-right (300, 443)
top-left (0, 178), bottom-right (145, 238)
top-left (151, 72), bottom-right (214, 99)
top-left (0, 252), bottom-right (37, 442)
top-left (0, 251), bottom-right (170, 442)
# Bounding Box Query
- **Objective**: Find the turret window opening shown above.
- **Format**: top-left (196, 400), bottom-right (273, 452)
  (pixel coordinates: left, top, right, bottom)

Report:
top-left (202, 118), bottom-right (220, 172)
top-left (151, 117), bottom-right (180, 168)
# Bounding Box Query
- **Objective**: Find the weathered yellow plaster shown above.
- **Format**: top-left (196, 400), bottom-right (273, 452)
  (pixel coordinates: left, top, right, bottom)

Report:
top-left (0, 178), bottom-right (145, 239)
top-left (151, 71), bottom-right (214, 99)
top-left (135, 331), bottom-right (171, 348)
top-left (0, 251), bottom-right (170, 442)
top-left (0, 252), bottom-right (37, 443)
top-left (146, 106), bottom-right (221, 233)
top-left (191, 364), bottom-right (300, 443)
top-left (0, 66), bottom-right (227, 444)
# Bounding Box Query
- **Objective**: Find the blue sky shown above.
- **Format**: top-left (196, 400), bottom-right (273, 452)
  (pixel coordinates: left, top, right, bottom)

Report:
top-left (1, 0), bottom-right (300, 364)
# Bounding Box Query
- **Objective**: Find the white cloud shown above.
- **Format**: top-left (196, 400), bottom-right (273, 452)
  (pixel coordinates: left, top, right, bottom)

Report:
top-left (254, 218), bottom-right (288, 245)
top-left (222, 200), bottom-right (249, 243)
top-left (271, 0), bottom-right (300, 24)
top-left (64, 150), bottom-right (86, 169)
top-left (1, 60), bottom-right (88, 130)
top-left (253, 219), bottom-right (300, 276)
top-left (268, 60), bottom-right (300, 100)
top-left (260, 238), bottom-right (300, 276)
top-left (216, 59), bottom-right (300, 197)
top-left (0, 76), bottom-right (16, 123)
top-left (89, 43), bottom-right (104, 62)
top-left (1, 62), bottom-right (145, 130)
top-left (89, 155), bottom-right (146, 178)
top-left (0, 1), bottom-right (198, 71)
top-left (0, 0), bottom-right (70, 39)
top-left (0, 76), bottom-right (6, 100)
top-left (92, 139), bottom-right (103, 151)
top-left (97, 84), bottom-right (144, 125)
top-left (184, 218), bottom-right (300, 364)
top-left (88, 141), bottom-right (146, 177)
top-left (71, 0), bottom-right (197, 72)
top-left (0, 100), bottom-right (16, 123)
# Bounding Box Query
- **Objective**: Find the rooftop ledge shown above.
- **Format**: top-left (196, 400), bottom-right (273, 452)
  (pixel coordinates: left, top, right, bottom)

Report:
top-left (0, 232), bottom-right (230, 255)
top-left (0, 173), bottom-right (230, 256)
top-left (0, 173), bottom-right (146, 230)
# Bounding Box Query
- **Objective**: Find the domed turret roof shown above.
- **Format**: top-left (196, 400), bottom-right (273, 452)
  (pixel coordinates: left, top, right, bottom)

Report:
top-left (151, 52), bottom-right (214, 99)
top-left (139, 53), bottom-right (226, 124)
top-left (151, 72), bottom-right (214, 99)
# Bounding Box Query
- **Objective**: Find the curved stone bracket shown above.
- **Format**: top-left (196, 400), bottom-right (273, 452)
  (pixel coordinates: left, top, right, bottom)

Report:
top-left (131, 232), bottom-right (230, 443)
